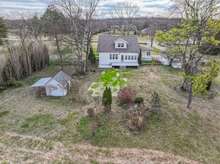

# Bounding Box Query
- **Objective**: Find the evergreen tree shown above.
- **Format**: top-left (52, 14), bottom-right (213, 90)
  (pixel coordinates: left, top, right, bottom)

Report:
top-left (138, 49), bottom-right (142, 65)
top-left (41, 5), bottom-right (66, 69)
top-left (88, 47), bottom-right (96, 65)
top-left (102, 87), bottom-right (112, 113)
top-left (0, 17), bottom-right (7, 45)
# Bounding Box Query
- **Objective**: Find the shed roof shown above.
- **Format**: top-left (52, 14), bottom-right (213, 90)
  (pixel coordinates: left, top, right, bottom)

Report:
top-left (31, 77), bottom-right (52, 87)
top-left (31, 71), bottom-right (72, 89)
top-left (98, 34), bottom-right (140, 53)
top-left (53, 71), bottom-right (72, 86)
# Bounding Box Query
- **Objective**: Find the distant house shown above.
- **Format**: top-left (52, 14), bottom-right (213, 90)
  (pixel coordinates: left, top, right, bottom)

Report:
top-left (141, 45), bottom-right (153, 62)
top-left (98, 34), bottom-right (140, 68)
top-left (32, 71), bottom-right (72, 97)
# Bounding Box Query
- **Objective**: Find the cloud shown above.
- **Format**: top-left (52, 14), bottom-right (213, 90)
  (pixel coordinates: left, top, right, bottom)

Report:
top-left (0, 0), bottom-right (174, 19)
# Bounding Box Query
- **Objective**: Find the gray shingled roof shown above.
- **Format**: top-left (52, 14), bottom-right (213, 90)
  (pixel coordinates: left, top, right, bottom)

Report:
top-left (52, 71), bottom-right (72, 86)
top-left (31, 71), bottom-right (72, 89)
top-left (98, 34), bottom-right (140, 53)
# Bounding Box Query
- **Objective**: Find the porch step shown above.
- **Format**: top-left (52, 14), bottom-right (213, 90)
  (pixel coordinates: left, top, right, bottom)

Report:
top-left (120, 66), bottom-right (127, 69)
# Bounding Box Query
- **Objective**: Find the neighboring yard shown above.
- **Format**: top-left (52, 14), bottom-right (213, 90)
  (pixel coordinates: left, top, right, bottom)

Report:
top-left (0, 64), bottom-right (220, 163)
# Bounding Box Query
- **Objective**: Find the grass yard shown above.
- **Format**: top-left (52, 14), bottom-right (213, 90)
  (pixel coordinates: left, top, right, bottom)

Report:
top-left (0, 64), bottom-right (220, 163)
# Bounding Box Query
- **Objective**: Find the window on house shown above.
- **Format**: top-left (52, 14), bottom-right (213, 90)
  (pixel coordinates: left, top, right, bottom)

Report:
top-left (117, 43), bottom-right (125, 48)
top-left (128, 56), bottom-right (130, 60)
top-left (125, 56), bottom-right (127, 60)
top-left (116, 54), bottom-right (118, 60)
top-left (147, 51), bottom-right (151, 56)
top-left (110, 54), bottom-right (112, 60)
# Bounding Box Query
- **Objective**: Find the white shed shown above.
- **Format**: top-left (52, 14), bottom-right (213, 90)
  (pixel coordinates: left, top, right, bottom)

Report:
top-left (32, 71), bottom-right (72, 97)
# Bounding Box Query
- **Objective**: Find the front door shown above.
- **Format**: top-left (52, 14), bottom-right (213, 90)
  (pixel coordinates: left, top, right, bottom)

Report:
top-left (121, 55), bottom-right (124, 62)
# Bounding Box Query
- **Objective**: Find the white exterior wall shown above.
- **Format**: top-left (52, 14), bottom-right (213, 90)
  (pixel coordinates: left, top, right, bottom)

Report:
top-left (99, 52), bottom-right (139, 68)
top-left (45, 80), bottom-right (67, 97)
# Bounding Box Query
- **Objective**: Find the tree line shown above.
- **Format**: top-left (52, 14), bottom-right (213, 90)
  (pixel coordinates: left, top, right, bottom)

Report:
top-left (0, 17), bottom-right (49, 88)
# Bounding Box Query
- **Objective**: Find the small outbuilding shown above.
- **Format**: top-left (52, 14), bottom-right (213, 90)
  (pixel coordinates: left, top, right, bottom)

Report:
top-left (32, 71), bottom-right (72, 97)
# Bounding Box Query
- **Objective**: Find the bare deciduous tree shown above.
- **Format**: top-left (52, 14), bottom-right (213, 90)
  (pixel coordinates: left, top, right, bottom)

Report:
top-left (28, 15), bottom-right (43, 41)
top-left (54, 0), bottom-right (100, 73)
top-left (111, 1), bottom-right (139, 34)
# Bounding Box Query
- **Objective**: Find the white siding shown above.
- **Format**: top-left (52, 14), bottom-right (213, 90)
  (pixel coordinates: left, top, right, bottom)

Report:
top-left (99, 52), bottom-right (139, 68)
top-left (99, 53), bottom-right (112, 68)
top-left (45, 80), bottom-right (67, 97)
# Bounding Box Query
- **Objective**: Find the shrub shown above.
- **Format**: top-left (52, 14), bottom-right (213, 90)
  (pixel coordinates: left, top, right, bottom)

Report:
top-left (134, 97), bottom-right (144, 105)
top-left (150, 92), bottom-right (161, 113)
top-left (127, 110), bottom-right (146, 131)
top-left (87, 108), bottom-right (96, 118)
top-left (118, 87), bottom-right (136, 105)
top-left (102, 87), bottom-right (112, 113)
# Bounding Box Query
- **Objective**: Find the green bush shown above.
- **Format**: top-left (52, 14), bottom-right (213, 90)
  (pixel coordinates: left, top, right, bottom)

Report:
top-left (134, 97), bottom-right (144, 105)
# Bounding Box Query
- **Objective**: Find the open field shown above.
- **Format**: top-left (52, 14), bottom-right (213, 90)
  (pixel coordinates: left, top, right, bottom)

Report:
top-left (0, 64), bottom-right (220, 163)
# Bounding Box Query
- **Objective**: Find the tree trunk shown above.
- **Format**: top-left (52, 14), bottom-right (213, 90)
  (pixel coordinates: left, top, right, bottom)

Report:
top-left (150, 36), bottom-right (154, 47)
top-left (55, 34), bottom-right (63, 70)
top-left (181, 78), bottom-right (191, 91)
top-left (187, 82), bottom-right (193, 109)
top-left (85, 39), bottom-right (91, 72)
top-left (206, 81), bottom-right (212, 91)
top-left (169, 58), bottom-right (174, 67)
top-left (104, 104), bottom-right (111, 113)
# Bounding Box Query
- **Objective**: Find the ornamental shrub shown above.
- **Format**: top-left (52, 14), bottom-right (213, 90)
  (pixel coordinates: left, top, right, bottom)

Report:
top-left (134, 97), bottom-right (144, 105)
top-left (118, 87), bottom-right (136, 105)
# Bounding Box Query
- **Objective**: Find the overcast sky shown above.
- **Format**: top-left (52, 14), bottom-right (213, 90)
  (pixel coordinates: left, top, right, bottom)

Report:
top-left (0, 0), bottom-right (174, 19)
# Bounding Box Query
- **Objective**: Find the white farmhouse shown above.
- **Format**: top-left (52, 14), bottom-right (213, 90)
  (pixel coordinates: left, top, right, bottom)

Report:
top-left (98, 34), bottom-right (140, 68)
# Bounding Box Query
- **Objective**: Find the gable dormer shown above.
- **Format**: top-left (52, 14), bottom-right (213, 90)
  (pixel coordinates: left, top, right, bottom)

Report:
top-left (114, 38), bottom-right (128, 49)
